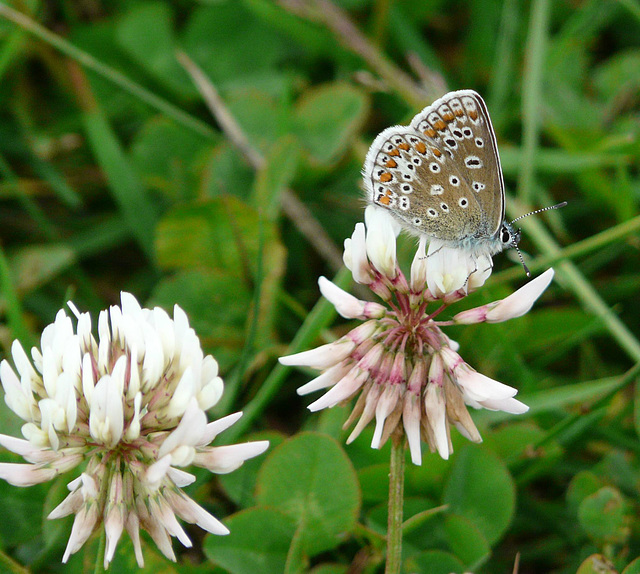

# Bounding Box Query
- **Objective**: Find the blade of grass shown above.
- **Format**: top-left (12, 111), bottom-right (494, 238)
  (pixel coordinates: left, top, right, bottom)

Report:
top-left (0, 243), bottom-right (34, 348)
top-left (69, 63), bottom-right (157, 262)
top-left (518, 0), bottom-right (551, 202)
top-left (508, 195), bottom-right (640, 363)
top-left (488, 0), bottom-right (520, 128)
top-left (0, 2), bottom-right (215, 140)
top-left (500, 146), bottom-right (630, 175)
top-left (0, 153), bottom-right (103, 309)
top-left (223, 266), bottom-right (351, 442)
top-left (493, 212), bottom-right (640, 282)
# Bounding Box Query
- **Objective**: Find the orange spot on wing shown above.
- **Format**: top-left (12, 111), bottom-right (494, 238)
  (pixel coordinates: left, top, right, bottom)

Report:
top-left (432, 148), bottom-right (442, 157)
top-left (387, 148), bottom-right (400, 156)
top-left (424, 128), bottom-right (437, 138)
top-left (379, 172), bottom-right (392, 182)
top-left (469, 110), bottom-right (478, 120)
top-left (378, 195), bottom-right (391, 205)
top-left (415, 142), bottom-right (427, 154)
top-left (442, 111), bottom-right (454, 121)
top-left (397, 142), bottom-right (410, 151)
top-left (454, 108), bottom-right (464, 117)
top-left (385, 158), bottom-right (398, 168)
top-left (434, 119), bottom-right (446, 131)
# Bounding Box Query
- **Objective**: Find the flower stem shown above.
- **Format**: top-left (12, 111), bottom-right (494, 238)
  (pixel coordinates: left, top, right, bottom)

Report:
top-left (386, 437), bottom-right (405, 574)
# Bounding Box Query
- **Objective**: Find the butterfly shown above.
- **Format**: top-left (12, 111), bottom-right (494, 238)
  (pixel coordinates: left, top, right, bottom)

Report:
top-left (363, 89), bottom-right (564, 275)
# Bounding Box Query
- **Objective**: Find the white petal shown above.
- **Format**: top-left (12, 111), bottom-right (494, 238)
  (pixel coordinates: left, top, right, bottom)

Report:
top-left (468, 254), bottom-right (493, 290)
top-left (62, 504), bottom-right (99, 562)
top-left (155, 498), bottom-right (192, 548)
top-left (158, 398), bottom-right (207, 459)
top-left (197, 412), bottom-right (243, 446)
top-left (424, 384), bottom-right (449, 460)
top-left (455, 368), bottom-right (517, 401)
top-left (48, 488), bottom-right (83, 519)
top-left (11, 340), bottom-right (37, 382)
top-left (81, 353), bottom-right (95, 404)
top-left (193, 441), bottom-right (270, 474)
top-left (1, 360), bottom-right (35, 420)
top-left (403, 393), bottom-right (422, 465)
top-left (166, 490), bottom-right (229, 535)
top-left (89, 372), bottom-right (124, 447)
top-left (344, 222), bottom-right (373, 284)
top-left (279, 338), bottom-right (355, 369)
top-left (297, 362), bottom-right (351, 396)
top-left (0, 462), bottom-right (56, 486)
top-left (307, 368), bottom-right (368, 411)
top-left (166, 366), bottom-right (196, 419)
top-left (426, 241), bottom-right (469, 297)
top-left (145, 454), bottom-right (172, 488)
top-left (197, 376), bottom-right (224, 411)
top-left (365, 205), bottom-right (399, 278)
top-left (479, 396), bottom-right (529, 414)
top-left (318, 277), bottom-right (366, 319)
top-left (151, 306), bottom-right (176, 363)
top-left (125, 512), bottom-right (145, 567)
top-left (410, 235), bottom-right (428, 292)
top-left (486, 268), bottom-right (555, 323)
top-left (0, 433), bottom-right (44, 457)
top-left (371, 385), bottom-right (400, 449)
top-left (141, 322), bottom-right (165, 387)
top-left (167, 467), bottom-right (197, 487)
top-left (104, 506), bottom-right (124, 568)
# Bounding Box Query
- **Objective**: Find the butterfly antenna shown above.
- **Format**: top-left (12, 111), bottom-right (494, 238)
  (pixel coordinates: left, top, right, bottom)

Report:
top-left (513, 243), bottom-right (531, 277)
top-left (510, 202), bottom-right (567, 225)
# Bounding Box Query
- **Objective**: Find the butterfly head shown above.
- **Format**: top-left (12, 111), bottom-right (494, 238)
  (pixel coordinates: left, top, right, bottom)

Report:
top-left (500, 221), bottom-right (520, 249)
top-left (496, 220), bottom-right (529, 276)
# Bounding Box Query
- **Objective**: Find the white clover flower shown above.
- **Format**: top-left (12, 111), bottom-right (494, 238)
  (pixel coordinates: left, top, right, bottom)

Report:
top-left (281, 213), bottom-right (554, 465)
top-left (0, 293), bottom-right (269, 567)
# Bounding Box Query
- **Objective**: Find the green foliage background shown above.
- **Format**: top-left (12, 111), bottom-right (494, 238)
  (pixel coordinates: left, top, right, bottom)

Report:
top-left (0, 0), bottom-right (638, 572)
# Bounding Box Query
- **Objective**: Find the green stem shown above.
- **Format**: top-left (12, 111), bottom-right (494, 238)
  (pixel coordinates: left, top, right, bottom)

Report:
top-left (0, 2), bottom-right (215, 139)
top-left (385, 437), bottom-right (405, 574)
top-left (93, 528), bottom-right (106, 574)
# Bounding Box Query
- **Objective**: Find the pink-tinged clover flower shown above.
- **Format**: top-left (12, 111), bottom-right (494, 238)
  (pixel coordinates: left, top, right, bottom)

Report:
top-left (0, 293), bottom-right (269, 567)
top-left (280, 205), bottom-right (554, 464)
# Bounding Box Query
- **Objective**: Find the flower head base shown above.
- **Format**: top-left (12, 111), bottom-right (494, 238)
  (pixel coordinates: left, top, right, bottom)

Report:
top-left (281, 207), bottom-right (554, 464)
top-left (0, 293), bottom-right (269, 567)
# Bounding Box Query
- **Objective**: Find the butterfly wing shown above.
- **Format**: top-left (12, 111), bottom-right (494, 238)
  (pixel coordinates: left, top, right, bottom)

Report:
top-left (409, 90), bottom-right (505, 238)
top-left (363, 125), bottom-right (485, 244)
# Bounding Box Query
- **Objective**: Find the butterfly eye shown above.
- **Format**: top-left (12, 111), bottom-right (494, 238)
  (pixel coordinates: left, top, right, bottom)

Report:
top-left (501, 227), bottom-right (512, 244)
